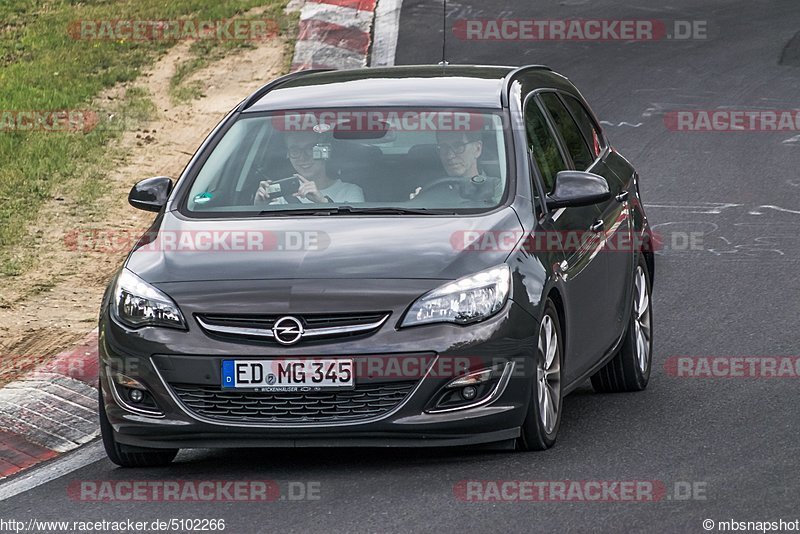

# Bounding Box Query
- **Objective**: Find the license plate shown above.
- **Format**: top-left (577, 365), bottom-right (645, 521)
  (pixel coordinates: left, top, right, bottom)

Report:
top-left (221, 359), bottom-right (354, 391)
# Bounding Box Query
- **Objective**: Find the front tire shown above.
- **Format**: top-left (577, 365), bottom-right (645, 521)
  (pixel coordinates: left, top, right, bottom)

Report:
top-left (591, 255), bottom-right (653, 393)
top-left (99, 386), bottom-right (178, 467)
top-left (518, 299), bottom-right (563, 451)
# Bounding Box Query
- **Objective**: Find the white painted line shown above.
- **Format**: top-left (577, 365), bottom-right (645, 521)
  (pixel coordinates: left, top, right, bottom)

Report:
top-left (371, 0), bottom-right (403, 67)
top-left (782, 134), bottom-right (800, 144)
top-left (0, 441), bottom-right (106, 502)
top-left (644, 202), bottom-right (742, 215)
top-left (599, 120), bottom-right (643, 127)
top-left (750, 204), bottom-right (800, 215)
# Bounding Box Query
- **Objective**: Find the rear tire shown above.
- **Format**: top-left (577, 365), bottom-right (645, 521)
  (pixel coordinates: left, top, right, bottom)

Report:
top-left (518, 299), bottom-right (563, 451)
top-left (591, 255), bottom-right (653, 393)
top-left (99, 386), bottom-right (178, 467)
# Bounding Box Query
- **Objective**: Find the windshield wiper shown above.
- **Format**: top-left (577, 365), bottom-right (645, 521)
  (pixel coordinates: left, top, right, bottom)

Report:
top-left (258, 206), bottom-right (456, 216)
top-left (331, 206), bottom-right (458, 215)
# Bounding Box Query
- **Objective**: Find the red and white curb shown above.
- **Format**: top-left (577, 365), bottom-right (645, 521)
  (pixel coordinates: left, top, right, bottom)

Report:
top-left (291, 0), bottom-right (378, 71)
top-left (0, 331), bottom-right (99, 480)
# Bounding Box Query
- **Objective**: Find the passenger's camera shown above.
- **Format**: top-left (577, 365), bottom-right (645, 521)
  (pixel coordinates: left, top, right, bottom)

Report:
top-left (267, 176), bottom-right (301, 199)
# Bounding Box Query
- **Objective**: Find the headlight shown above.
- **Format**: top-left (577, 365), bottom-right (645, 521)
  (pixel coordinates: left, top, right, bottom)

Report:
top-left (111, 269), bottom-right (186, 329)
top-left (401, 265), bottom-right (511, 327)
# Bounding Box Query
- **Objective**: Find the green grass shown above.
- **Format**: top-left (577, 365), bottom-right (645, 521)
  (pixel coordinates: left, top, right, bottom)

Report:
top-left (0, 0), bottom-right (292, 276)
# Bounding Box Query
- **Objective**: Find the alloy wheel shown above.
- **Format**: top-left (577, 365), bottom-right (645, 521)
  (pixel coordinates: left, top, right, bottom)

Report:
top-left (536, 314), bottom-right (561, 434)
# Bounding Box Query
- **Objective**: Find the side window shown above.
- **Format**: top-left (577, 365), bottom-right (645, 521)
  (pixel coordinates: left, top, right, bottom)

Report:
top-left (561, 94), bottom-right (605, 159)
top-left (524, 100), bottom-right (567, 193)
top-left (540, 92), bottom-right (594, 171)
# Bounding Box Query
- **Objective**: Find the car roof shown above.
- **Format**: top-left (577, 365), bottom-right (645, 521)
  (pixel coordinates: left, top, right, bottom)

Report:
top-left (243, 65), bottom-right (568, 112)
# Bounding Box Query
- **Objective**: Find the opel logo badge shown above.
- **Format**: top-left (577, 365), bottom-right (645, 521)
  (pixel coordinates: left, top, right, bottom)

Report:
top-left (272, 316), bottom-right (304, 345)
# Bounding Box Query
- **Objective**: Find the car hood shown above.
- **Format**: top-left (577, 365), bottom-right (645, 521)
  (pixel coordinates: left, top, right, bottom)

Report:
top-left (126, 208), bottom-right (524, 283)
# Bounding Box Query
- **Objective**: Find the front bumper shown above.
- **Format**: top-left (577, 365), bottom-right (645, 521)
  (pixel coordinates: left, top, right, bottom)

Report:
top-left (99, 286), bottom-right (538, 449)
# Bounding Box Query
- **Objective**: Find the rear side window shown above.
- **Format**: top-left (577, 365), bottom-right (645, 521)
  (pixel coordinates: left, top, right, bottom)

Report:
top-left (540, 92), bottom-right (594, 171)
top-left (561, 94), bottom-right (605, 159)
top-left (524, 101), bottom-right (566, 193)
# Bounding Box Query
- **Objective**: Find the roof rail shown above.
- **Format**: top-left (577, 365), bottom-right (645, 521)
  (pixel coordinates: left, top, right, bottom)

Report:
top-left (240, 68), bottom-right (336, 110)
top-left (501, 65), bottom-right (553, 107)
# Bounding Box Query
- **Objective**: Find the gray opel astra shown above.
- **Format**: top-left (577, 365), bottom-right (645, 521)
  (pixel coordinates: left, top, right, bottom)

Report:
top-left (98, 65), bottom-right (654, 466)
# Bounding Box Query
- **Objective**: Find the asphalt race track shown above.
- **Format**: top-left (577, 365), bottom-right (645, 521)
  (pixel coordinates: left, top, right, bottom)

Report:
top-left (3, 1), bottom-right (800, 532)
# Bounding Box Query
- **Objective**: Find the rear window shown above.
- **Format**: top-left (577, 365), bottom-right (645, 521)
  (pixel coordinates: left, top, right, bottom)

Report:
top-left (183, 108), bottom-right (510, 216)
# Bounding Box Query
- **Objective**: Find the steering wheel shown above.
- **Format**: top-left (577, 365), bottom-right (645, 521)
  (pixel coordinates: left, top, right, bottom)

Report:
top-left (410, 177), bottom-right (466, 202)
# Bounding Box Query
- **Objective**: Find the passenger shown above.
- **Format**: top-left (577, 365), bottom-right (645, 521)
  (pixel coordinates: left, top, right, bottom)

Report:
top-left (255, 131), bottom-right (364, 205)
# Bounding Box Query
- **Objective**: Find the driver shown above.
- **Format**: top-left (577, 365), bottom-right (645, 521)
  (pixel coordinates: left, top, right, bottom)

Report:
top-left (255, 131), bottom-right (365, 205)
top-left (410, 130), bottom-right (502, 203)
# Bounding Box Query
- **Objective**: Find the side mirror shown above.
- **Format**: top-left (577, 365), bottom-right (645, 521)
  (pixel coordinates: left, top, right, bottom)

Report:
top-left (546, 171), bottom-right (611, 209)
top-left (128, 176), bottom-right (173, 212)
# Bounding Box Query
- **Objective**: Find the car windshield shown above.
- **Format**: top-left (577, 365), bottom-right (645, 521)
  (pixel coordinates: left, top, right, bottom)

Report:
top-left (184, 108), bottom-right (510, 216)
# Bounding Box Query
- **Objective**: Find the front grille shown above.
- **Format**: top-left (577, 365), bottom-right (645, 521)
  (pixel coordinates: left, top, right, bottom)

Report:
top-left (197, 312), bottom-right (387, 330)
top-left (195, 312), bottom-right (390, 344)
top-left (169, 381), bottom-right (416, 423)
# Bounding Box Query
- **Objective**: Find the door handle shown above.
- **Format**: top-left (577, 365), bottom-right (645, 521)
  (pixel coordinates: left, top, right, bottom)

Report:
top-left (589, 219), bottom-right (604, 232)
top-left (615, 191), bottom-right (629, 203)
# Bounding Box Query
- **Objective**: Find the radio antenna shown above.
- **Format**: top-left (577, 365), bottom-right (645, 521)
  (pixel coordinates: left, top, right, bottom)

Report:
top-left (439, 0), bottom-right (448, 66)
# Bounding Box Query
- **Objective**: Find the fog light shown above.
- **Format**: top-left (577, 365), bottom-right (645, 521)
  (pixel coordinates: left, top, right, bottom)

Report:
top-left (107, 367), bottom-right (162, 416)
top-left (461, 386), bottom-right (477, 400)
top-left (427, 362), bottom-right (514, 413)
